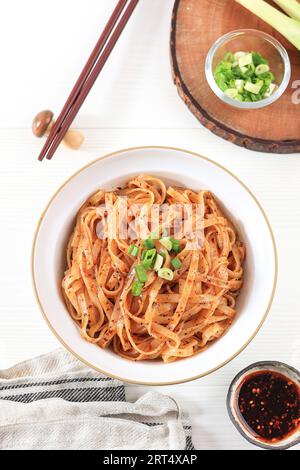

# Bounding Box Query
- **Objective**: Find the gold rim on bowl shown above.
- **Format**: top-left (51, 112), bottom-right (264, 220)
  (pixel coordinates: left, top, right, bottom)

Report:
top-left (31, 146), bottom-right (278, 386)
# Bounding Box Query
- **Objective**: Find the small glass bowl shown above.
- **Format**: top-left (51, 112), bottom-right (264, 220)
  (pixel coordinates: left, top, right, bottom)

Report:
top-left (227, 361), bottom-right (300, 450)
top-left (205, 29), bottom-right (291, 109)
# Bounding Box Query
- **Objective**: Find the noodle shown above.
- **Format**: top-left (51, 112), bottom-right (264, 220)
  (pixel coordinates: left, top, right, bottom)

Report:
top-left (62, 176), bottom-right (245, 362)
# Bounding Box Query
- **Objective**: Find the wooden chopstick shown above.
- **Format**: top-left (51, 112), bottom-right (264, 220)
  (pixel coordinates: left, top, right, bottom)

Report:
top-left (38, 0), bottom-right (139, 162)
top-left (37, 0), bottom-right (129, 162)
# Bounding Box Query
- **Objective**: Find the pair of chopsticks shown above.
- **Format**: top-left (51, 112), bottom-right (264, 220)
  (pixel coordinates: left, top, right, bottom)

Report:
top-left (38, 0), bottom-right (139, 162)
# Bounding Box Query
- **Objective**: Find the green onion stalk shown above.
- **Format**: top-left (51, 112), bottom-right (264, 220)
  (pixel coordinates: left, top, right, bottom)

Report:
top-left (272, 0), bottom-right (300, 22)
top-left (235, 0), bottom-right (300, 51)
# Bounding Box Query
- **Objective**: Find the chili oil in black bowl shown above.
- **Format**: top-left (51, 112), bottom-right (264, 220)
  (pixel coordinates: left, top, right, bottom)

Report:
top-left (227, 361), bottom-right (300, 450)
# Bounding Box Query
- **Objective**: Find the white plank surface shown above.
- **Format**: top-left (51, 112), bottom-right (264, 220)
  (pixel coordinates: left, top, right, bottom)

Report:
top-left (0, 0), bottom-right (299, 450)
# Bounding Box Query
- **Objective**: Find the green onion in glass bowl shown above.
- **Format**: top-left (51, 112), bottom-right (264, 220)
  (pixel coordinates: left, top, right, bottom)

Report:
top-left (205, 29), bottom-right (291, 109)
top-left (215, 51), bottom-right (277, 103)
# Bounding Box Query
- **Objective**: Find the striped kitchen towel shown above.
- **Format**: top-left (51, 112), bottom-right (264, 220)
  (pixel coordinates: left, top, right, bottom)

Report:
top-left (0, 349), bottom-right (194, 450)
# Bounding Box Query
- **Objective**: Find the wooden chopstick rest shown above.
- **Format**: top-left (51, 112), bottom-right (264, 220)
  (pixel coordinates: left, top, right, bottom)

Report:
top-left (32, 110), bottom-right (84, 150)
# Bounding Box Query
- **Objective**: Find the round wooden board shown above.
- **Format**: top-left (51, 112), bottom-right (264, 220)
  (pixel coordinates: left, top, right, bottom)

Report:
top-left (170, 0), bottom-right (300, 153)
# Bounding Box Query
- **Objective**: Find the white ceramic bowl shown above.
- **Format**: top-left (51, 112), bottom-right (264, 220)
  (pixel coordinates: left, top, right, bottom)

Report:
top-left (32, 147), bottom-right (277, 385)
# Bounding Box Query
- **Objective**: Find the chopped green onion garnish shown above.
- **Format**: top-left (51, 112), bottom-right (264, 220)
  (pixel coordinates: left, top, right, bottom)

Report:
top-left (225, 88), bottom-right (238, 99)
top-left (158, 268), bottom-right (174, 281)
top-left (252, 51), bottom-right (268, 67)
top-left (171, 258), bottom-right (182, 270)
top-left (264, 83), bottom-right (277, 97)
top-left (154, 254), bottom-right (164, 272)
top-left (235, 79), bottom-right (244, 93)
top-left (135, 265), bottom-right (148, 283)
top-left (132, 281), bottom-right (144, 297)
top-left (171, 239), bottom-right (181, 253)
top-left (142, 248), bottom-right (157, 269)
top-left (240, 65), bottom-right (249, 74)
top-left (214, 51), bottom-right (276, 103)
top-left (255, 64), bottom-right (270, 75)
top-left (234, 51), bottom-right (246, 61)
top-left (160, 237), bottom-right (173, 251)
top-left (238, 53), bottom-right (253, 68)
top-left (128, 244), bottom-right (139, 257)
top-left (158, 248), bottom-right (167, 258)
top-left (143, 238), bottom-right (155, 249)
top-left (244, 80), bottom-right (263, 94)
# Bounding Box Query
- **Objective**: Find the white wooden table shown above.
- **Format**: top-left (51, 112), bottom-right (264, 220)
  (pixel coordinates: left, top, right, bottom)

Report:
top-left (1, 0), bottom-right (299, 450)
